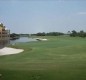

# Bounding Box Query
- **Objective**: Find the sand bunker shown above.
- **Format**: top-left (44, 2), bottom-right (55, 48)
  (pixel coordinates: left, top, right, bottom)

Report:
top-left (0, 47), bottom-right (24, 56)
top-left (35, 38), bottom-right (48, 41)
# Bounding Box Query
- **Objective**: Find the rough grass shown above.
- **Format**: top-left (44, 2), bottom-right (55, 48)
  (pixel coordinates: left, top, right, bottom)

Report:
top-left (0, 36), bottom-right (86, 80)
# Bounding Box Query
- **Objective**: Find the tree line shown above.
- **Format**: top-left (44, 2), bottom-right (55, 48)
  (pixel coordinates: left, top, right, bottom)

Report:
top-left (33, 30), bottom-right (86, 38)
top-left (32, 32), bottom-right (64, 36)
top-left (10, 33), bottom-right (20, 40)
top-left (10, 30), bottom-right (86, 38)
top-left (69, 30), bottom-right (86, 38)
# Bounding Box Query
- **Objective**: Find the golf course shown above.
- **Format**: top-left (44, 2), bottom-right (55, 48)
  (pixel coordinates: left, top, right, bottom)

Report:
top-left (0, 36), bottom-right (86, 80)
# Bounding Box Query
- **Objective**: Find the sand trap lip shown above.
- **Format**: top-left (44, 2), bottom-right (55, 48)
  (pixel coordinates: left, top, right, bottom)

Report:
top-left (0, 47), bottom-right (24, 56)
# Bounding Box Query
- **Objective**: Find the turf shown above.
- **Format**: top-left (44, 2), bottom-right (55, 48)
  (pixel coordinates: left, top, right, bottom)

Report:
top-left (0, 36), bottom-right (86, 80)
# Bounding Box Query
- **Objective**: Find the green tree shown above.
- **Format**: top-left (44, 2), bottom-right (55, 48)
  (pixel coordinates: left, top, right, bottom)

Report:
top-left (78, 30), bottom-right (86, 38)
top-left (0, 23), bottom-right (4, 27)
top-left (70, 30), bottom-right (77, 37)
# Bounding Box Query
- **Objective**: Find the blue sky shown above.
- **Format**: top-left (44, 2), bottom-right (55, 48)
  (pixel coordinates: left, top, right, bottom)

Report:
top-left (0, 0), bottom-right (86, 34)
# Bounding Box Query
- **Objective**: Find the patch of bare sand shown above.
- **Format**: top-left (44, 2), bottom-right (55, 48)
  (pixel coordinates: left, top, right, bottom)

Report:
top-left (0, 47), bottom-right (24, 56)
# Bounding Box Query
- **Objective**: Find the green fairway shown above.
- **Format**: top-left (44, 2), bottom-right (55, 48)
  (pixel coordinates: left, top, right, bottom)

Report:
top-left (0, 36), bottom-right (86, 80)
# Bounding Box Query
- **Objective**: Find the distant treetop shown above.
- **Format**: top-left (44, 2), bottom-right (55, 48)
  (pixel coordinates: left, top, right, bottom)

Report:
top-left (0, 23), bottom-right (4, 27)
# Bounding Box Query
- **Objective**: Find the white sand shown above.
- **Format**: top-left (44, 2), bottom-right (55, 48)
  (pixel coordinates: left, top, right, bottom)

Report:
top-left (35, 38), bottom-right (48, 41)
top-left (0, 47), bottom-right (24, 56)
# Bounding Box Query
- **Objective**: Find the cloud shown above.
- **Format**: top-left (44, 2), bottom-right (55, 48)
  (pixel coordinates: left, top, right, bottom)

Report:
top-left (78, 12), bottom-right (86, 15)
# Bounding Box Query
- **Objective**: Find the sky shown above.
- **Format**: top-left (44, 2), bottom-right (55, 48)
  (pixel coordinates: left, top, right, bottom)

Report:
top-left (0, 0), bottom-right (86, 34)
